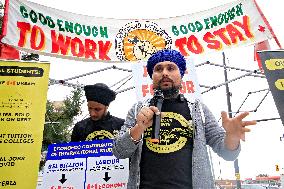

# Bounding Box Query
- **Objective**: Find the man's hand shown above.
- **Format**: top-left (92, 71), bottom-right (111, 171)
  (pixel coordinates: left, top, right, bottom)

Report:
top-left (129, 106), bottom-right (160, 142)
top-left (137, 106), bottom-right (160, 130)
top-left (221, 111), bottom-right (257, 150)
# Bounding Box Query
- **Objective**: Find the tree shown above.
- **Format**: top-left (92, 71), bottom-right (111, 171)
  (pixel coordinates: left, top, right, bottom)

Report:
top-left (42, 87), bottom-right (84, 151)
top-left (39, 87), bottom-right (84, 170)
top-left (21, 53), bottom-right (39, 61)
top-left (257, 174), bottom-right (269, 177)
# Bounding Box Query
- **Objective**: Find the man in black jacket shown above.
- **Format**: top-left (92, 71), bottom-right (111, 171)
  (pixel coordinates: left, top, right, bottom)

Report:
top-left (71, 83), bottom-right (124, 142)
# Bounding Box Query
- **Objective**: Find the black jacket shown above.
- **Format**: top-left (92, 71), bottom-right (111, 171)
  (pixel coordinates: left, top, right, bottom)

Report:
top-left (71, 112), bottom-right (124, 142)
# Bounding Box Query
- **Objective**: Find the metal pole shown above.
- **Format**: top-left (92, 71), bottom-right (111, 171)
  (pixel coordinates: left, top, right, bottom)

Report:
top-left (222, 52), bottom-right (241, 189)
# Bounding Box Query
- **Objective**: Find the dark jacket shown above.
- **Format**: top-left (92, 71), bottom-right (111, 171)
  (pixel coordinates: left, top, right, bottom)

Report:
top-left (71, 112), bottom-right (124, 142)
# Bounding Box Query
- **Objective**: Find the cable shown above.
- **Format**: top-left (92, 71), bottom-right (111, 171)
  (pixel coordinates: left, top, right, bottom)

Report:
top-left (64, 66), bottom-right (114, 81)
top-left (201, 70), bottom-right (257, 94)
top-left (255, 117), bottom-right (281, 122)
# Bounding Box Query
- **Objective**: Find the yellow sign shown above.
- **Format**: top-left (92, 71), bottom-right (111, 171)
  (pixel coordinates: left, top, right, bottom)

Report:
top-left (276, 165), bottom-right (280, 172)
top-left (265, 59), bottom-right (284, 71)
top-left (235, 173), bottom-right (240, 180)
top-left (0, 61), bottom-right (50, 188)
top-left (275, 79), bottom-right (284, 90)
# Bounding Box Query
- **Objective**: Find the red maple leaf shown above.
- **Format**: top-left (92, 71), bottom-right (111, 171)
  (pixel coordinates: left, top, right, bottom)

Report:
top-left (258, 25), bottom-right (266, 32)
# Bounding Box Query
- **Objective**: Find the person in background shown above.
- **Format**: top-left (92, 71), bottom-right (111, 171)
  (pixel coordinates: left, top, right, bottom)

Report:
top-left (113, 49), bottom-right (256, 189)
top-left (71, 83), bottom-right (124, 142)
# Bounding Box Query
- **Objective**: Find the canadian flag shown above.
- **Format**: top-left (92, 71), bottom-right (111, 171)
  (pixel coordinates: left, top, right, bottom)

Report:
top-left (0, 0), bottom-right (20, 60)
top-left (0, 42), bottom-right (20, 60)
top-left (253, 0), bottom-right (282, 71)
top-left (254, 40), bottom-right (270, 71)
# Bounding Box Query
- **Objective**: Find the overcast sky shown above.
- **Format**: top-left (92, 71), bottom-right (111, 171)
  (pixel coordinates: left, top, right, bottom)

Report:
top-left (26, 0), bottom-right (284, 180)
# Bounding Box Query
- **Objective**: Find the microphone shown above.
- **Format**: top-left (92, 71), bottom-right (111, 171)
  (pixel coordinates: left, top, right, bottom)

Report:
top-left (149, 89), bottom-right (164, 143)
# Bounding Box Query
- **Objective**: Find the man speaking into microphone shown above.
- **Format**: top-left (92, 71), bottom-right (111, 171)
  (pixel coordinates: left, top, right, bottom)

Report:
top-left (113, 49), bottom-right (256, 189)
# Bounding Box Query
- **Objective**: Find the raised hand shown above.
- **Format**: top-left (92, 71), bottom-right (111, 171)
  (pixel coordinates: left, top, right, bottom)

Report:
top-left (221, 111), bottom-right (257, 150)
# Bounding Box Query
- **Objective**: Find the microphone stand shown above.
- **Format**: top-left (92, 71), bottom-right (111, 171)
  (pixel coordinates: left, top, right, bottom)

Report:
top-left (149, 89), bottom-right (164, 143)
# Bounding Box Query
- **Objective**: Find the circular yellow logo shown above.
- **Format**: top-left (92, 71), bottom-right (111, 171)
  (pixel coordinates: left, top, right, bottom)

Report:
top-left (85, 130), bottom-right (114, 141)
top-left (115, 21), bottom-right (172, 61)
top-left (145, 112), bottom-right (193, 153)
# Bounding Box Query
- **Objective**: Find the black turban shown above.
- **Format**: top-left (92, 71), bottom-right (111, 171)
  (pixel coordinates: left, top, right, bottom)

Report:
top-left (84, 83), bottom-right (116, 106)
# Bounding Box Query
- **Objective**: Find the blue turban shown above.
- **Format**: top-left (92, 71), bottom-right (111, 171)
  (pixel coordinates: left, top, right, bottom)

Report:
top-left (146, 49), bottom-right (186, 79)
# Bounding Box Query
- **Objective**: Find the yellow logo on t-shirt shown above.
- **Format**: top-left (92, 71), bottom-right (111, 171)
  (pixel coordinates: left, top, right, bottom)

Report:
top-left (85, 130), bottom-right (114, 141)
top-left (144, 112), bottom-right (193, 153)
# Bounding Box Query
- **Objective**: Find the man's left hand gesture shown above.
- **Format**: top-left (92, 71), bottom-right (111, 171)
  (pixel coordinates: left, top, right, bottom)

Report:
top-left (221, 111), bottom-right (257, 150)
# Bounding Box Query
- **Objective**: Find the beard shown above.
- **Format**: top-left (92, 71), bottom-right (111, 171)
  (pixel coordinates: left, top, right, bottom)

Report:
top-left (156, 78), bottom-right (180, 99)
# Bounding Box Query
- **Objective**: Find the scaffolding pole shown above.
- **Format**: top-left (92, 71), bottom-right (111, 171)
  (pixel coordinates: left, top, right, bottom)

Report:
top-left (222, 52), bottom-right (241, 189)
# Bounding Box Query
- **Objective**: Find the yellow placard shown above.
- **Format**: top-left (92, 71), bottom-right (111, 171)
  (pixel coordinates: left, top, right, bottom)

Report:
top-left (235, 173), bottom-right (240, 180)
top-left (0, 60), bottom-right (50, 188)
top-left (275, 79), bottom-right (284, 90)
top-left (265, 59), bottom-right (284, 70)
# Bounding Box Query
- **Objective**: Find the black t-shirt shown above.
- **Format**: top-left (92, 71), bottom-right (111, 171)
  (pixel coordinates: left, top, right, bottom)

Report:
top-left (71, 112), bottom-right (124, 142)
top-left (139, 96), bottom-right (193, 189)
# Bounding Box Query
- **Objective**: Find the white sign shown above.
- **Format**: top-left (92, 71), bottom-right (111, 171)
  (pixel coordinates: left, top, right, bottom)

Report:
top-left (41, 140), bottom-right (129, 189)
top-left (132, 59), bottom-right (202, 102)
top-left (86, 156), bottom-right (129, 189)
top-left (43, 158), bottom-right (86, 189)
top-left (1, 0), bottom-right (273, 62)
